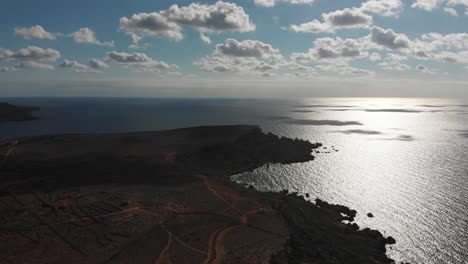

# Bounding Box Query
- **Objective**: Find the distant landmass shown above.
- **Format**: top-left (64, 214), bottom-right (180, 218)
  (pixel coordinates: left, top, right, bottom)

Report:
top-left (0, 103), bottom-right (40, 122)
top-left (0, 125), bottom-right (397, 264)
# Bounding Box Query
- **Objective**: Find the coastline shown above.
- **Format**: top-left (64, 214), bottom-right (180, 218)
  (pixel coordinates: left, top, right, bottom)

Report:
top-left (0, 103), bottom-right (40, 123)
top-left (0, 125), bottom-right (398, 263)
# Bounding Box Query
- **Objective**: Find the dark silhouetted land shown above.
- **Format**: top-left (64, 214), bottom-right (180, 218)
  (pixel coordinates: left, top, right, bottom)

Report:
top-left (0, 103), bottom-right (39, 123)
top-left (0, 125), bottom-right (397, 264)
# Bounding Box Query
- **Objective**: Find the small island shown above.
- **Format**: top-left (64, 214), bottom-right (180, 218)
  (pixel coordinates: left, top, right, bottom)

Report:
top-left (0, 102), bottom-right (40, 123)
top-left (0, 126), bottom-right (397, 264)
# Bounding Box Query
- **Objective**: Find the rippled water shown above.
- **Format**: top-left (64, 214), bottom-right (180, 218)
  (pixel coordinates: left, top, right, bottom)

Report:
top-left (1, 97), bottom-right (467, 264)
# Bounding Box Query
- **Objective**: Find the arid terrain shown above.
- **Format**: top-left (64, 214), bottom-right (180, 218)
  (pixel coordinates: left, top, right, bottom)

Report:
top-left (0, 125), bottom-right (397, 264)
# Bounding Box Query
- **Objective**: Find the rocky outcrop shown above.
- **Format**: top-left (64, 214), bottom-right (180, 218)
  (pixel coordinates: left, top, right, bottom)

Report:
top-left (0, 103), bottom-right (40, 123)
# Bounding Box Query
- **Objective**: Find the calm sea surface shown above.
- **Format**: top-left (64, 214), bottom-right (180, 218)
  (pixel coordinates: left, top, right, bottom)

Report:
top-left (1, 97), bottom-right (467, 264)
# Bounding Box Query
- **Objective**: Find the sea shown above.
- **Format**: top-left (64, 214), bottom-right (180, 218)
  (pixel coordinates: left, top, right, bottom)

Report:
top-left (0, 97), bottom-right (467, 264)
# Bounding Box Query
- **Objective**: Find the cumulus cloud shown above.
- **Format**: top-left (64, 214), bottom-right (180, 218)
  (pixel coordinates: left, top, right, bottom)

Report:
top-left (0, 46), bottom-right (59, 73)
top-left (60, 59), bottom-right (97, 73)
top-left (1, 61), bottom-right (54, 72)
top-left (443, 7), bottom-right (459, 15)
top-left (432, 51), bottom-right (468, 63)
top-left (72, 28), bottom-right (114, 47)
top-left (88, 58), bottom-right (109, 69)
top-left (119, 12), bottom-right (183, 42)
top-left (162, 1), bottom-right (255, 33)
top-left (106, 51), bottom-right (179, 72)
top-left (215, 39), bottom-right (281, 58)
top-left (195, 55), bottom-right (279, 74)
top-left (377, 53), bottom-right (410, 71)
top-left (15, 25), bottom-right (57, 40)
top-left (359, 0), bottom-right (403, 17)
top-left (290, 8), bottom-right (372, 33)
top-left (448, 0), bottom-right (468, 6)
top-left (323, 8), bottom-right (373, 27)
top-left (195, 38), bottom-right (283, 75)
top-left (200, 33), bottom-right (212, 44)
top-left (288, 25), bottom-right (468, 75)
top-left (418, 33), bottom-right (468, 50)
top-left (416, 64), bottom-right (438, 74)
top-left (254, 0), bottom-right (314, 7)
top-left (254, 0), bottom-right (277, 7)
top-left (412, 0), bottom-right (468, 11)
top-left (11, 46), bottom-right (61, 61)
top-left (290, 0), bottom-right (404, 34)
top-left (0, 48), bottom-right (14, 61)
top-left (369, 52), bottom-right (382, 61)
top-left (411, 0), bottom-right (445, 11)
top-left (370, 26), bottom-right (411, 50)
top-left (120, 1), bottom-right (255, 45)
top-left (16, 61), bottom-right (54, 70)
top-left (291, 37), bottom-right (369, 62)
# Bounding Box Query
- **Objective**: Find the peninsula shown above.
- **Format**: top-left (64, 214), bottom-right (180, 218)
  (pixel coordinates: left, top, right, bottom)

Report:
top-left (0, 102), bottom-right (40, 123)
top-left (0, 125), bottom-right (397, 264)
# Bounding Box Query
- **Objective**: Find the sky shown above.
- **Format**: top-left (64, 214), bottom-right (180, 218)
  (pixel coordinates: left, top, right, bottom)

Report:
top-left (1, 0), bottom-right (468, 98)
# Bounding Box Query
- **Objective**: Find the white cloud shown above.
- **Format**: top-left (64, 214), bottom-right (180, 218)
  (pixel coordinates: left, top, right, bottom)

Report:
top-left (106, 51), bottom-right (179, 72)
top-left (254, 0), bottom-right (277, 7)
top-left (60, 59), bottom-right (97, 73)
top-left (11, 46), bottom-right (61, 61)
top-left (0, 61), bottom-right (54, 72)
top-left (289, 20), bottom-right (331, 34)
top-left (15, 25), bottom-right (57, 40)
top-left (443, 7), bottom-right (459, 15)
top-left (89, 58), bottom-right (109, 69)
top-left (411, 0), bottom-right (445, 11)
top-left (196, 55), bottom-right (280, 74)
top-left (447, 0), bottom-right (468, 6)
top-left (411, 0), bottom-right (468, 11)
top-left (432, 50), bottom-right (468, 63)
top-left (290, 8), bottom-right (372, 33)
top-left (162, 1), bottom-right (255, 33)
top-left (215, 39), bottom-right (281, 58)
top-left (15, 61), bottom-right (54, 71)
top-left (369, 52), bottom-right (382, 61)
top-left (378, 53), bottom-right (411, 71)
top-left (291, 37), bottom-right (369, 62)
top-left (416, 64), bottom-right (438, 74)
top-left (120, 1), bottom-right (255, 45)
top-left (254, 0), bottom-right (314, 7)
top-left (359, 0), bottom-right (403, 17)
top-left (370, 26), bottom-right (411, 50)
top-left (72, 28), bottom-right (114, 47)
top-left (286, 0), bottom-right (314, 4)
top-left (0, 48), bottom-right (14, 61)
top-left (0, 46), bottom-right (59, 72)
top-left (317, 63), bottom-right (373, 76)
top-left (323, 8), bottom-right (373, 27)
top-left (119, 12), bottom-right (183, 43)
top-left (200, 33), bottom-right (212, 44)
top-left (195, 38), bottom-right (283, 75)
top-left (289, 0), bottom-right (403, 34)
top-left (418, 33), bottom-right (468, 50)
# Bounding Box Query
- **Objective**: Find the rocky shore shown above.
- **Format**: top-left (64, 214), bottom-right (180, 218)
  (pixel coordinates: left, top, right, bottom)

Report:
top-left (0, 103), bottom-right (40, 123)
top-left (0, 125), bottom-right (398, 264)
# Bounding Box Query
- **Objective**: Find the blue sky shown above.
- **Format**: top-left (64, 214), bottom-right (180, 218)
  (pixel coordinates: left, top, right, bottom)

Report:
top-left (1, 0), bottom-right (468, 98)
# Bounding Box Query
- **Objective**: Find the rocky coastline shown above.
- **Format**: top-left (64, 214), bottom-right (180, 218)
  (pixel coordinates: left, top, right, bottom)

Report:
top-left (0, 102), bottom-right (40, 123)
top-left (0, 125), bottom-right (399, 263)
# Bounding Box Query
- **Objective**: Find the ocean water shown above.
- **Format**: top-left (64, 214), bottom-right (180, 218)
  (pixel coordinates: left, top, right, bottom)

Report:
top-left (1, 97), bottom-right (467, 264)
